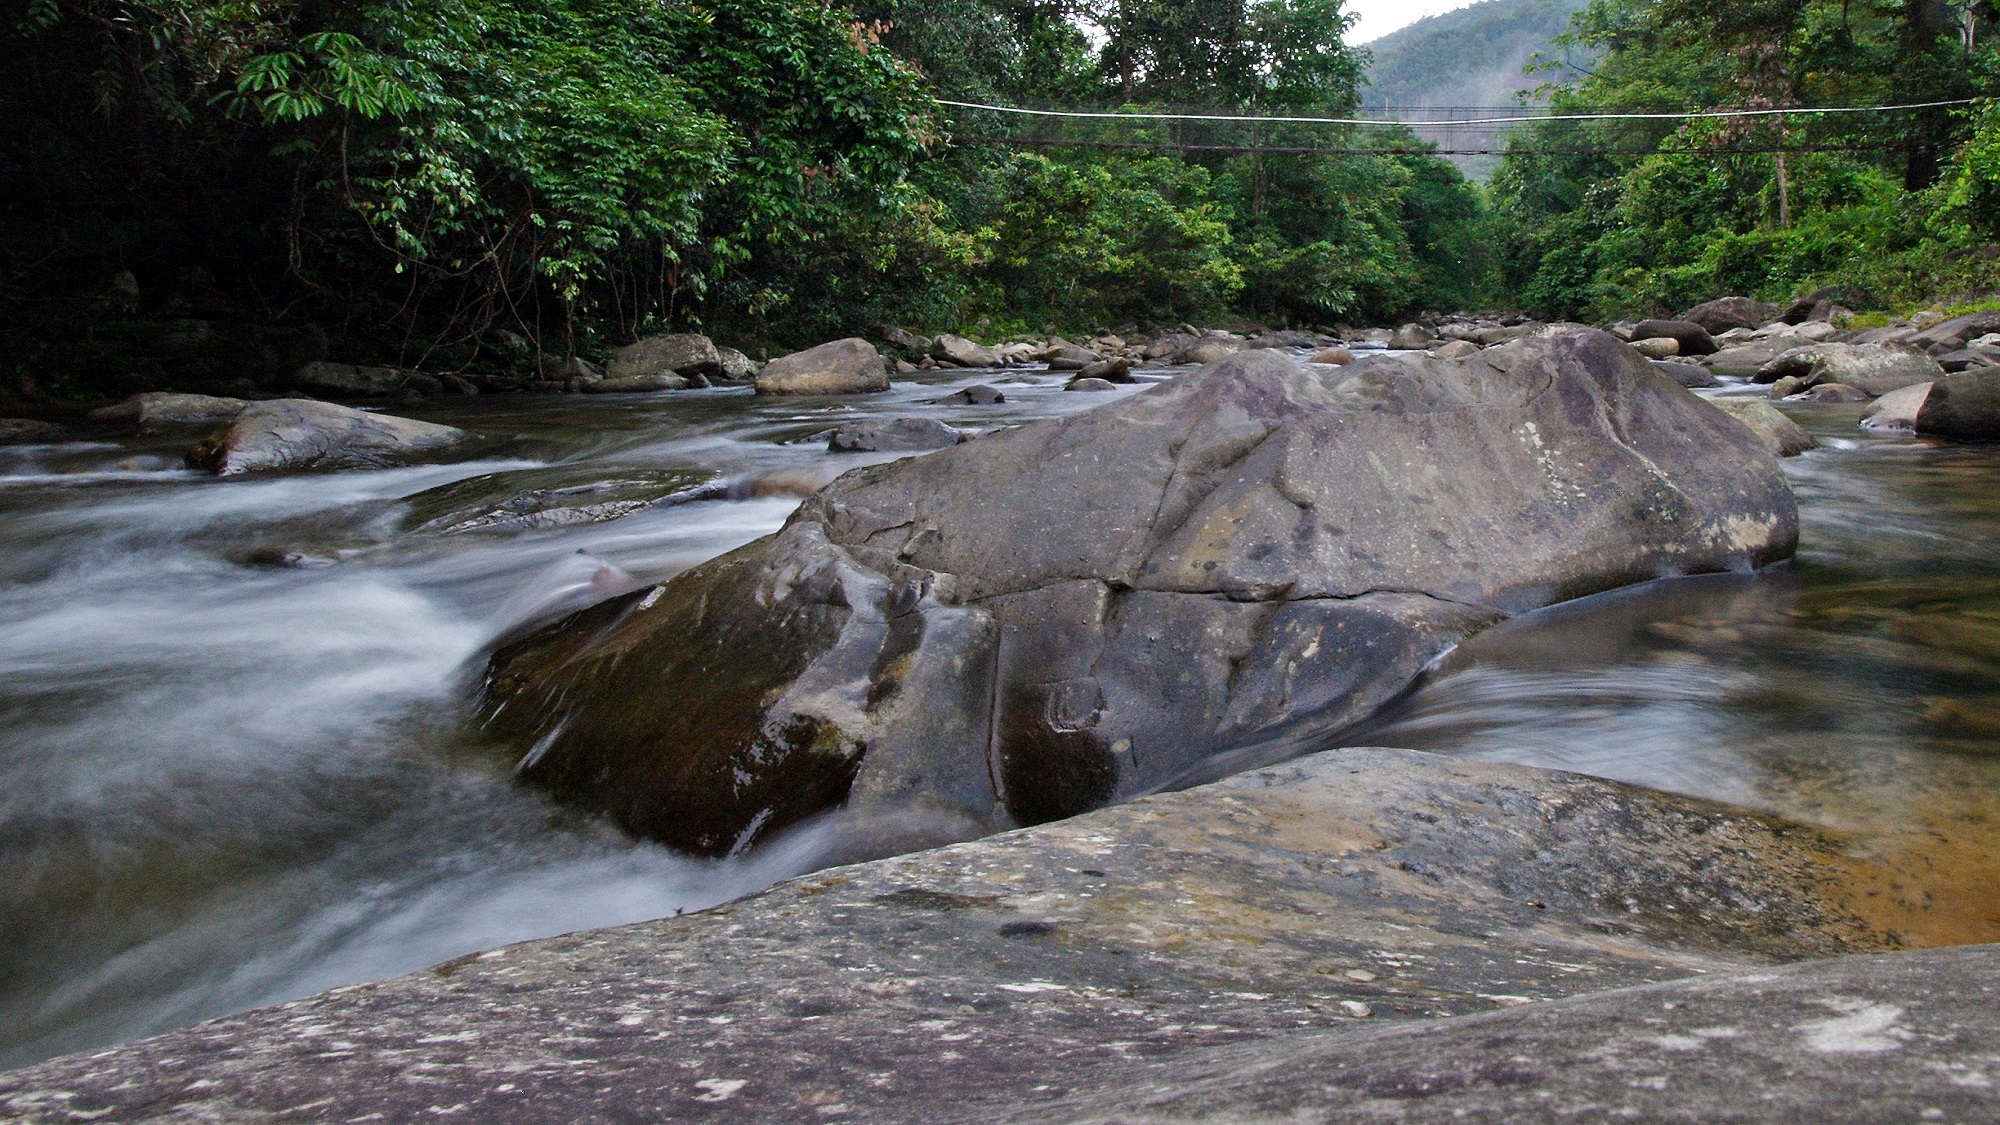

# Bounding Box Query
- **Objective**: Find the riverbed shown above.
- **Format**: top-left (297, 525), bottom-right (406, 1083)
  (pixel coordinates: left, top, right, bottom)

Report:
top-left (1, 364), bottom-right (1996, 1068)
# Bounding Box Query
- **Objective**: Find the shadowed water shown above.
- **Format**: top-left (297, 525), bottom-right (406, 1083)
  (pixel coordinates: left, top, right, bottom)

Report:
top-left (0, 368), bottom-right (1996, 1067)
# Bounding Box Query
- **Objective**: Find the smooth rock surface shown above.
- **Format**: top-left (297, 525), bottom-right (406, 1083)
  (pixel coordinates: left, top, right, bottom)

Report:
top-left (1177, 338), bottom-right (1240, 365)
top-left (401, 466), bottom-right (713, 534)
top-left (933, 334), bottom-right (1000, 368)
top-left (1388, 323), bottom-right (1434, 350)
top-left (754, 338), bottom-right (890, 396)
top-left (186, 400), bottom-right (468, 476)
top-left (0, 748), bottom-right (1906, 1124)
top-left (1910, 308), bottom-right (2000, 351)
top-left (1680, 296), bottom-right (1781, 334)
top-left (1707, 397), bottom-right (1819, 457)
top-left (289, 361), bottom-right (443, 398)
top-left (932, 385), bottom-right (1006, 406)
top-left (1064, 376), bottom-right (1118, 391)
top-left (486, 335), bottom-right (1799, 855)
top-left (1916, 369), bottom-right (2000, 439)
top-left (1631, 319), bottom-right (1718, 356)
top-left (1860, 381), bottom-right (1933, 431)
top-left (1308, 346), bottom-right (1355, 365)
top-left (716, 346), bottom-right (759, 382)
top-left (827, 417), bottom-right (965, 453)
top-left (89, 392), bottom-right (246, 434)
top-left (606, 333), bottom-right (720, 381)
top-left (1755, 343), bottom-right (1945, 395)
top-left (584, 372), bottom-right (688, 393)
top-left (1630, 336), bottom-right (1680, 359)
top-left (1653, 360), bottom-right (1719, 388)
top-left (1430, 339), bottom-right (1479, 360)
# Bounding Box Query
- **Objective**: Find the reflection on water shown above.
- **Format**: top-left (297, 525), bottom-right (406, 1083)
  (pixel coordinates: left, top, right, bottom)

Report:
top-left (1348, 402), bottom-right (2000, 947)
top-left (1, 372), bottom-right (1998, 1066)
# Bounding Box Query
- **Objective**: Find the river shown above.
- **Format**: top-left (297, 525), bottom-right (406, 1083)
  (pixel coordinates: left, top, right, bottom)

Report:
top-left (1, 362), bottom-right (1996, 1068)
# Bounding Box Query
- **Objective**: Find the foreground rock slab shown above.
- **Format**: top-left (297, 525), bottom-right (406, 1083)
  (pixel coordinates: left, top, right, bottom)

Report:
top-left (488, 333), bottom-right (1798, 855)
top-left (186, 400), bottom-right (468, 475)
top-left (0, 748), bottom-right (1901, 1124)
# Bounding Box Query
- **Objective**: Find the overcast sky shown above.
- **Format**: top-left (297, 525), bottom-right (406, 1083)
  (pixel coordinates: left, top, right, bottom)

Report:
top-left (1347, 0), bottom-right (1474, 43)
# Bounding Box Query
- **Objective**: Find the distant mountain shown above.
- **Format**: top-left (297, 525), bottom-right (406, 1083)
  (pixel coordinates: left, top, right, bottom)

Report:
top-left (1360, 0), bottom-right (1591, 111)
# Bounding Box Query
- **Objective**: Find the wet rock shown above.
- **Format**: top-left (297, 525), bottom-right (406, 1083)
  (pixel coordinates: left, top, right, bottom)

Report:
top-left (1467, 323), bottom-right (1540, 346)
top-left (1429, 340), bottom-right (1479, 360)
top-left (1632, 318), bottom-right (1719, 356)
top-left (0, 418), bottom-right (66, 443)
top-left (1176, 338), bottom-right (1240, 365)
top-left (1630, 336), bottom-right (1680, 359)
top-left (402, 466), bottom-right (714, 534)
top-left (1755, 343), bottom-right (1945, 395)
top-left (537, 355), bottom-right (604, 383)
top-left (484, 334), bottom-right (1798, 855)
top-left (827, 418), bottom-right (965, 453)
top-left (716, 347), bottom-right (759, 382)
top-left (1915, 369), bottom-right (2000, 439)
top-left (1387, 323), bottom-right (1434, 350)
top-left (439, 374), bottom-right (480, 395)
top-left (1805, 382), bottom-right (1869, 403)
top-left (187, 400), bottom-right (468, 476)
top-left (754, 338), bottom-right (889, 396)
top-left (932, 335), bottom-right (999, 368)
top-left (584, 373), bottom-right (689, 393)
top-left (0, 747), bottom-right (1909, 1125)
top-left (1936, 345), bottom-right (2000, 372)
top-left (291, 361), bottom-right (444, 399)
top-left (1769, 375), bottom-right (1808, 399)
top-left (1076, 358), bottom-right (1132, 383)
top-left (1680, 296), bottom-right (1781, 334)
top-left (1710, 344), bottom-right (1790, 378)
top-left (880, 326), bottom-right (933, 354)
top-left (1142, 334), bottom-right (1195, 360)
top-left (1307, 346), bottom-right (1355, 365)
top-left (1653, 361), bottom-right (1719, 388)
top-left (1063, 376), bottom-right (1118, 391)
top-left (1860, 381), bottom-right (1932, 431)
top-left (1040, 344), bottom-right (1102, 371)
top-left (1709, 397), bottom-right (1818, 457)
top-left (931, 385), bottom-right (1005, 406)
top-left (607, 333), bottom-right (720, 382)
top-left (88, 392), bottom-right (246, 434)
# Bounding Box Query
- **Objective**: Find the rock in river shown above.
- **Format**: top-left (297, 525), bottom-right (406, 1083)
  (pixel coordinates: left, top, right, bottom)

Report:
top-left (90, 391), bottom-right (246, 434)
top-left (607, 333), bottom-right (720, 382)
top-left (483, 331), bottom-right (1798, 855)
top-left (187, 399), bottom-right (468, 475)
top-left (827, 418), bottom-right (965, 453)
top-left (931, 385), bottom-right (1005, 406)
top-left (1860, 381), bottom-right (1933, 431)
top-left (1755, 343), bottom-right (1944, 395)
top-left (754, 338), bottom-right (889, 396)
top-left (1632, 318), bottom-right (1719, 356)
top-left (1916, 369), bottom-right (2000, 439)
top-left (290, 361), bottom-right (444, 398)
top-left (1708, 397), bottom-right (1818, 457)
top-left (931, 334), bottom-right (999, 368)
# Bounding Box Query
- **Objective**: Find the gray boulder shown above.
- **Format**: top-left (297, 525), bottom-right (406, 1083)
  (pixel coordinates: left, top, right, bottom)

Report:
top-left (537, 355), bottom-right (604, 383)
top-left (1064, 377), bottom-right (1118, 391)
top-left (1653, 360), bottom-right (1719, 388)
top-left (1429, 339), bottom-right (1479, 360)
top-left (1804, 382), bottom-right (1869, 402)
top-left (1707, 341), bottom-right (1790, 375)
top-left (931, 334), bottom-right (1000, 368)
top-left (1039, 344), bottom-right (1101, 371)
top-left (1176, 337), bottom-right (1241, 365)
top-left (403, 466), bottom-right (714, 534)
top-left (716, 347), bottom-right (758, 382)
top-left (1308, 346), bottom-right (1355, 365)
top-left (584, 373), bottom-right (688, 393)
top-left (1910, 308), bottom-right (2000, 351)
top-left (1915, 369), bottom-right (2000, 439)
top-left (1860, 381), bottom-right (1932, 431)
top-left (1709, 397), bottom-right (1818, 457)
top-left (187, 399), bottom-right (468, 476)
top-left (483, 333), bottom-right (1797, 855)
top-left (1937, 345), bottom-right (2000, 372)
top-left (607, 333), bottom-right (720, 381)
top-left (291, 361), bottom-right (444, 398)
top-left (1468, 323), bottom-right (1539, 346)
top-left (1077, 357), bottom-right (1133, 383)
top-left (1632, 318), bottom-right (1719, 356)
top-left (1629, 336), bottom-right (1680, 359)
top-left (89, 392), bottom-right (246, 434)
top-left (1387, 323), bottom-right (1434, 350)
top-left (754, 338), bottom-right (889, 396)
top-left (1754, 343), bottom-right (1945, 395)
top-left (931, 385), bottom-right (1005, 406)
top-left (827, 418), bottom-right (965, 453)
top-left (1680, 296), bottom-right (1781, 334)
top-left (0, 418), bottom-right (65, 443)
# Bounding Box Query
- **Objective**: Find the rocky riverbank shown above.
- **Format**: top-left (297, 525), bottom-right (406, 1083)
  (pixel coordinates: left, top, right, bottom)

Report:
top-left (10, 746), bottom-right (1986, 1123)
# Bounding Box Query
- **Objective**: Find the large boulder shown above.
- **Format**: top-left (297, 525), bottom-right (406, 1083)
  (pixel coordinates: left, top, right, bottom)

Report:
top-left (1387, 323), bottom-right (1434, 350)
top-left (1176, 337), bottom-right (1241, 365)
top-left (715, 347), bottom-right (759, 382)
top-left (753, 338), bottom-right (889, 396)
top-left (1909, 308), bottom-right (2000, 352)
top-left (89, 391), bottom-right (246, 434)
top-left (1860, 381), bottom-right (1933, 431)
top-left (290, 361), bottom-right (443, 398)
top-left (1915, 369), bottom-right (2000, 439)
top-left (186, 399), bottom-right (468, 475)
top-left (1707, 397), bottom-right (1818, 457)
top-left (606, 334), bottom-right (721, 381)
top-left (1632, 318), bottom-right (1719, 356)
top-left (483, 332), bottom-right (1798, 856)
top-left (931, 334), bottom-right (999, 368)
top-left (1654, 360), bottom-right (1719, 388)
top-left (1680, 296), bottom-right (1781, 334)
top-left (1754, 343), bottom-right (1945, 395)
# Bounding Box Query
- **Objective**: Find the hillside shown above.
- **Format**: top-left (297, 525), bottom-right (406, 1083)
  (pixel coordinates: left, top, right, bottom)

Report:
top-left (1360, 0), bottom-right (1590, 110)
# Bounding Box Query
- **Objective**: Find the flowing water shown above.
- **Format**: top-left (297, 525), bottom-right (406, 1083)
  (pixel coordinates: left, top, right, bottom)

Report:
top-left (1, 365), bottom-right (1997, 1068)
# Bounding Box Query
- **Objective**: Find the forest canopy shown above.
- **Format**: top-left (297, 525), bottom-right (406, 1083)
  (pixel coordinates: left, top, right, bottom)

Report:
top-left (1, 0), bottom-right (1995, 396)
